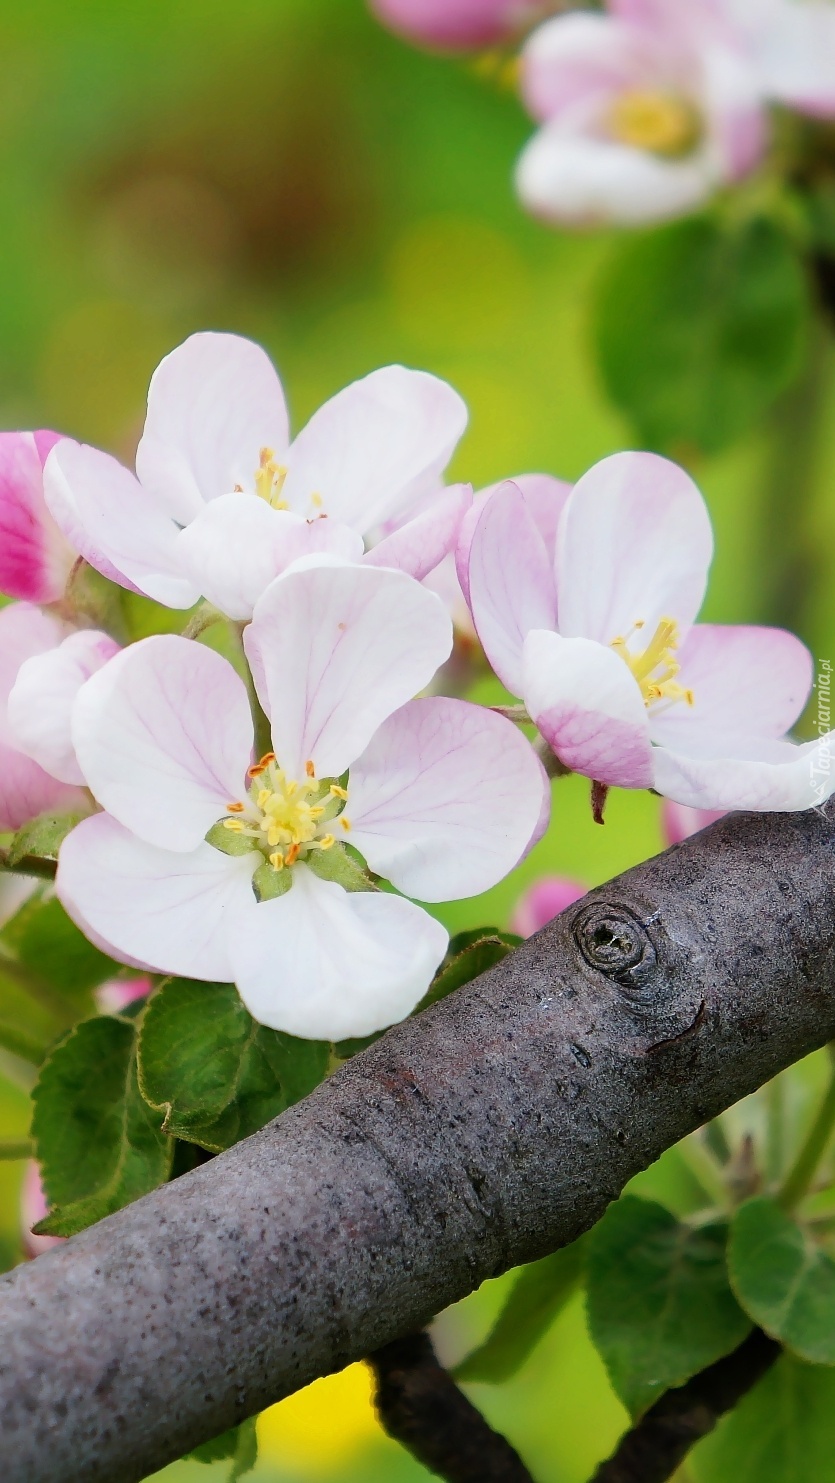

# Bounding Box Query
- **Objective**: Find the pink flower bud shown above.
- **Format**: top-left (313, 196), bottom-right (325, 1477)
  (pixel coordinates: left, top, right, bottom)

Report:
top-left (511, 875), bottom-right (586, 937)
top-left (0, 432), bottom-right (76, 604)
top-left (21, 1161), bottom-right (63, 1258)
top-left (369, 0), bottom-right (545, 51)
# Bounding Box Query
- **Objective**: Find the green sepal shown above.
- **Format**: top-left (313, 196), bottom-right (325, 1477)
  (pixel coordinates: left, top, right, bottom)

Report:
top-left (31, 1014), bottom-right (173, 1235)
top-left (586, 1196), bottom-right (751, 1417)
top-left (205, 820), bottom-right (260, 858)
top-left (306, 843), bottom-right (376, 892)
top-left (137, 978), bottom-right (329, 1152)
top-left (455, 1236), bottom-right (586, 1383)
top-left (7, 811), bottom-right (84, 867)
top-left (729, 1196), bottom-right (835, 1365)
top-left (252, 861), bottom-right (293, 901)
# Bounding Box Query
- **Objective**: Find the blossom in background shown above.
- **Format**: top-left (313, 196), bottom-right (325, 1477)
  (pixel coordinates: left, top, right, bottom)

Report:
top-left (57, 563), bottom-right (548, 1040)
top-left (511, 874), bottom-right (586, 936)
top-left (724, 0), bottom-right (835, 119)
top-left (0, 605), bottom-right (99, 831)
top-left (370, 0), bottom-right (552, 49)
top-left (516, 1), bottom-right (766, 224)
top-left (43, 332), bottom-right (471, 620)
top-left (0, 432), bottom-right (76, 604)
top-left (465, 451), bottom-right (834, 811)
top-left (662, 799), bottom-right (726, 844)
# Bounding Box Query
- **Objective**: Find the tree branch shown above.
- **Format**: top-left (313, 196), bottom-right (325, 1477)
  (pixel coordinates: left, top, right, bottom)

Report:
top-left (370, 1331), bottom-right (535, 1482)
top-left (590, 1329), bottom-right (781, 1483)
top-left (1, 805), bottom-right (835, 1483)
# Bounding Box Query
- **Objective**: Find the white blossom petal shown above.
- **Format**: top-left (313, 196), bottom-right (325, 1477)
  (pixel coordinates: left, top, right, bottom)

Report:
top-left (8, 630), bottom-right (120, 784)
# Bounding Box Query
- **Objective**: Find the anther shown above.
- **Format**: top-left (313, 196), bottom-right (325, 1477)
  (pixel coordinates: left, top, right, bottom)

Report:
top-left (305, 760), bottom-right (315, 778)
top-left (226, 801), bottom-right (245, 813)
top-left (330, 785), bottom-right (349, 801)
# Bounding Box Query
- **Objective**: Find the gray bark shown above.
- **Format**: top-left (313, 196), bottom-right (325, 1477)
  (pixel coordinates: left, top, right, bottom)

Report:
top-left (1, 804), bottom-right (835, 1482)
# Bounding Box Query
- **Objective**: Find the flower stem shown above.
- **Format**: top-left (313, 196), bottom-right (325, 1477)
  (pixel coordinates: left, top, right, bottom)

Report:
top-left (0, 1138), bottom-right (33, 1160)
top-left (0, 848), bottom-right (57, 881)
top-left (778, 1052), bottom-right (835, 1210)
top-left (228, 622), bottom-right (272, 758)
top-left (0, 1021), bottom-right (49, 1066)
top-left (182, 602), bottom-right (223, 641)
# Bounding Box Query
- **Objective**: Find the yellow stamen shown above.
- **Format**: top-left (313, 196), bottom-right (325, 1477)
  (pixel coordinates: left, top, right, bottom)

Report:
top-left (340, 817), bottom-right (351, 832)
top-left (611, 617), bottom-right (695, 711)
top-left (316, 834), bottom-right (335, 851)
top-left (269, 850), bottom-right (285, 870)
top-left (329, 784), bottom-right (349, 801)
top-left (223, 819), bottom-right (246, 833)
top-left (608, 89), bottom-right (701, 157)
top-left (254, 448), bottom-right (290, 510)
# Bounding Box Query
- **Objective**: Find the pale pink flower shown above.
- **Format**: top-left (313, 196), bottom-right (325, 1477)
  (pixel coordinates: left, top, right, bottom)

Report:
top-left (661, 799), bottom-right (726, 845)
top-left (0, 605), bottom-right (94, 831)
top-left (21, 1162), bottom-right (63, 1258)
top-left (44, 333), bottom-right (471, 621)
top-left (57, 563), bottom-right (549, 1040)
top-left (95, 975), bottom-right (153, 1014)
top-left (723, 0), bottom-right (835, 118)
top-left (517, 1), bottom-right (765, 225)
top-left (465, 454), bottom-right (833, 813)
top-left (0, 432), bottom-right (76, 604)
top-left (370, 0), bottom-right (551, 49)
top-left (511, 875), bottom-right (586, 936)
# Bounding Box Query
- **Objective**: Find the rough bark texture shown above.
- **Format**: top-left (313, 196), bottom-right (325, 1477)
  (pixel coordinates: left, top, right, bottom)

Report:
top-left (591, 1329), bottom-right (781, 1483)
top-left (371, 1331), bottom-right (534, 1482)
top-left (1, 805), bottom-right (835, 1483)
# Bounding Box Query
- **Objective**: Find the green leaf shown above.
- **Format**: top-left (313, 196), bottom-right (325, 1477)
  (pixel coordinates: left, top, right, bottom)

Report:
top-left (587, 1196), bottom-right (751, 1416)
top-left (14, 898), bottom-right (117, 1004)
top-left (7, 811), bottom-right (84, 868)
top-left (729, 1197), bottom-right (835, 1365)
top-left (188, 1417), bottom-right (258, 1477)
top-left (594, 216), bottom-right (810, 454)
top-left (455, 1237), bottom-right (585, 1383)
top-left (31, 1015), bottom-right (172, 1236)
top-left (137, 979), bottom-right (329, 1152)
top-left (418, 928), bottom-right (520, 1013)
top-left (692, 1355), bottom-right (835, 1483)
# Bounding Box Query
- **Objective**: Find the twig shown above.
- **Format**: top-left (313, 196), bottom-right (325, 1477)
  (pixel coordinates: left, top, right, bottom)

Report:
top-left (590, 1330), bottom-right (780, 1483)
top-left (370, 1332), bottom-right (535, 1483)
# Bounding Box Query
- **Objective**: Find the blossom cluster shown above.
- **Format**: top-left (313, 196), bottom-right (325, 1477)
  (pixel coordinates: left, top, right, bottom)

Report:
top-left (371, 0), bottom-right (835, 225)
top-left (1, 332), bottom-right (831, 1039)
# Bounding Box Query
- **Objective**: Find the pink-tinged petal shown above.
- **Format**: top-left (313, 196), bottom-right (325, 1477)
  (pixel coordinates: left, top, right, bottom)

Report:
top-left (661, 799), bottom-right (726, 845)
top-left (517, 125), bottom-right (719, 226)
top-left (365, 483), bottom-right (472, 582)
top-left (521, 13), bottom-right (657, 123)
top-left (702, 42), bottom-right (768, 178)
top-left (751, 0), bottom-right (835, 119)
top-left (8, 630), bottom-right (120, 785)
top-left (458, 474), bottom-right (572, 607)
top-left (0, 432), bottom-right (76, 603)
top-left (0, 873), bottom-right (39, 931)
top-left (0, 603), bottom-right (66, 717)
top-left (466, 482), bottom-right (557, 696)
top-left (650, 624), bottom-right (813, 752)
top-left (511, 876), bottom-right (587, 937)
top-left (283, 366), bottom-right (467, 533)
top-left (95, 976), bottom-right (153, 1013)
top-left (422, 552), bottom-right (476, 639)
top-left (44, 440), bottom-right (200, 608)
top-left (523, 629), bottom-right (654, 788)
top-left (557, 453), bottom-right (714, 645)
top-left (653, 731), bottom-right (835, 812)
top-left (231, 864), bottom-right (448, 1039)
top-left (346, 697), bottom-right (550, 901)
top-left (57, 814), bottom-right (255, 980)
top-left (136, 332), bottom-right (290, 522)
top-left (370, 0), bottom-right (545, 49)
top-left (176, 493), bottom-right (364, 621)
top-left (246, 564), bottom-right (452, 780)
top-left (72, 636), bottom-right (253, 851)
top-left (0, 742), bottom-right (85, 832)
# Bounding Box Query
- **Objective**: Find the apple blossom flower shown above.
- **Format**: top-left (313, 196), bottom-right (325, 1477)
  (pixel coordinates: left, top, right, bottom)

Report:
top-left (57, 563), bottom-right (549, 1040)
top-left (720, 0), bottom-right (835, 118)
top-left (516, 1), bottom-right (766, 225)
top-left (369, 0), bottom-right (554, 50)
top-left (8, 628), bottom-right (120, 786)
top-left (511, 875), bottom-right (586, 936)
top-left (465, 452), bottom-right (834, 813)
top-left (661, 799), bottom-right (726, 845)
top-left (43, 332), bottom-right (471, 621)
top-left (0, 605), bottom-right (95, 831)
top-left (0, 432), bottom-right (77, 604)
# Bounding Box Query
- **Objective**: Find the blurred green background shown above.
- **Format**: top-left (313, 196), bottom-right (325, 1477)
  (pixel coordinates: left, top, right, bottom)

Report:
top-left (0, 1), bottom-right (833, 1478)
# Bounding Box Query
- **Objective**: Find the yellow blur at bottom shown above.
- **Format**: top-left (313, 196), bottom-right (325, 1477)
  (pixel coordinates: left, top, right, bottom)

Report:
top-left (257, 1363), bottom-right (382, 1475)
